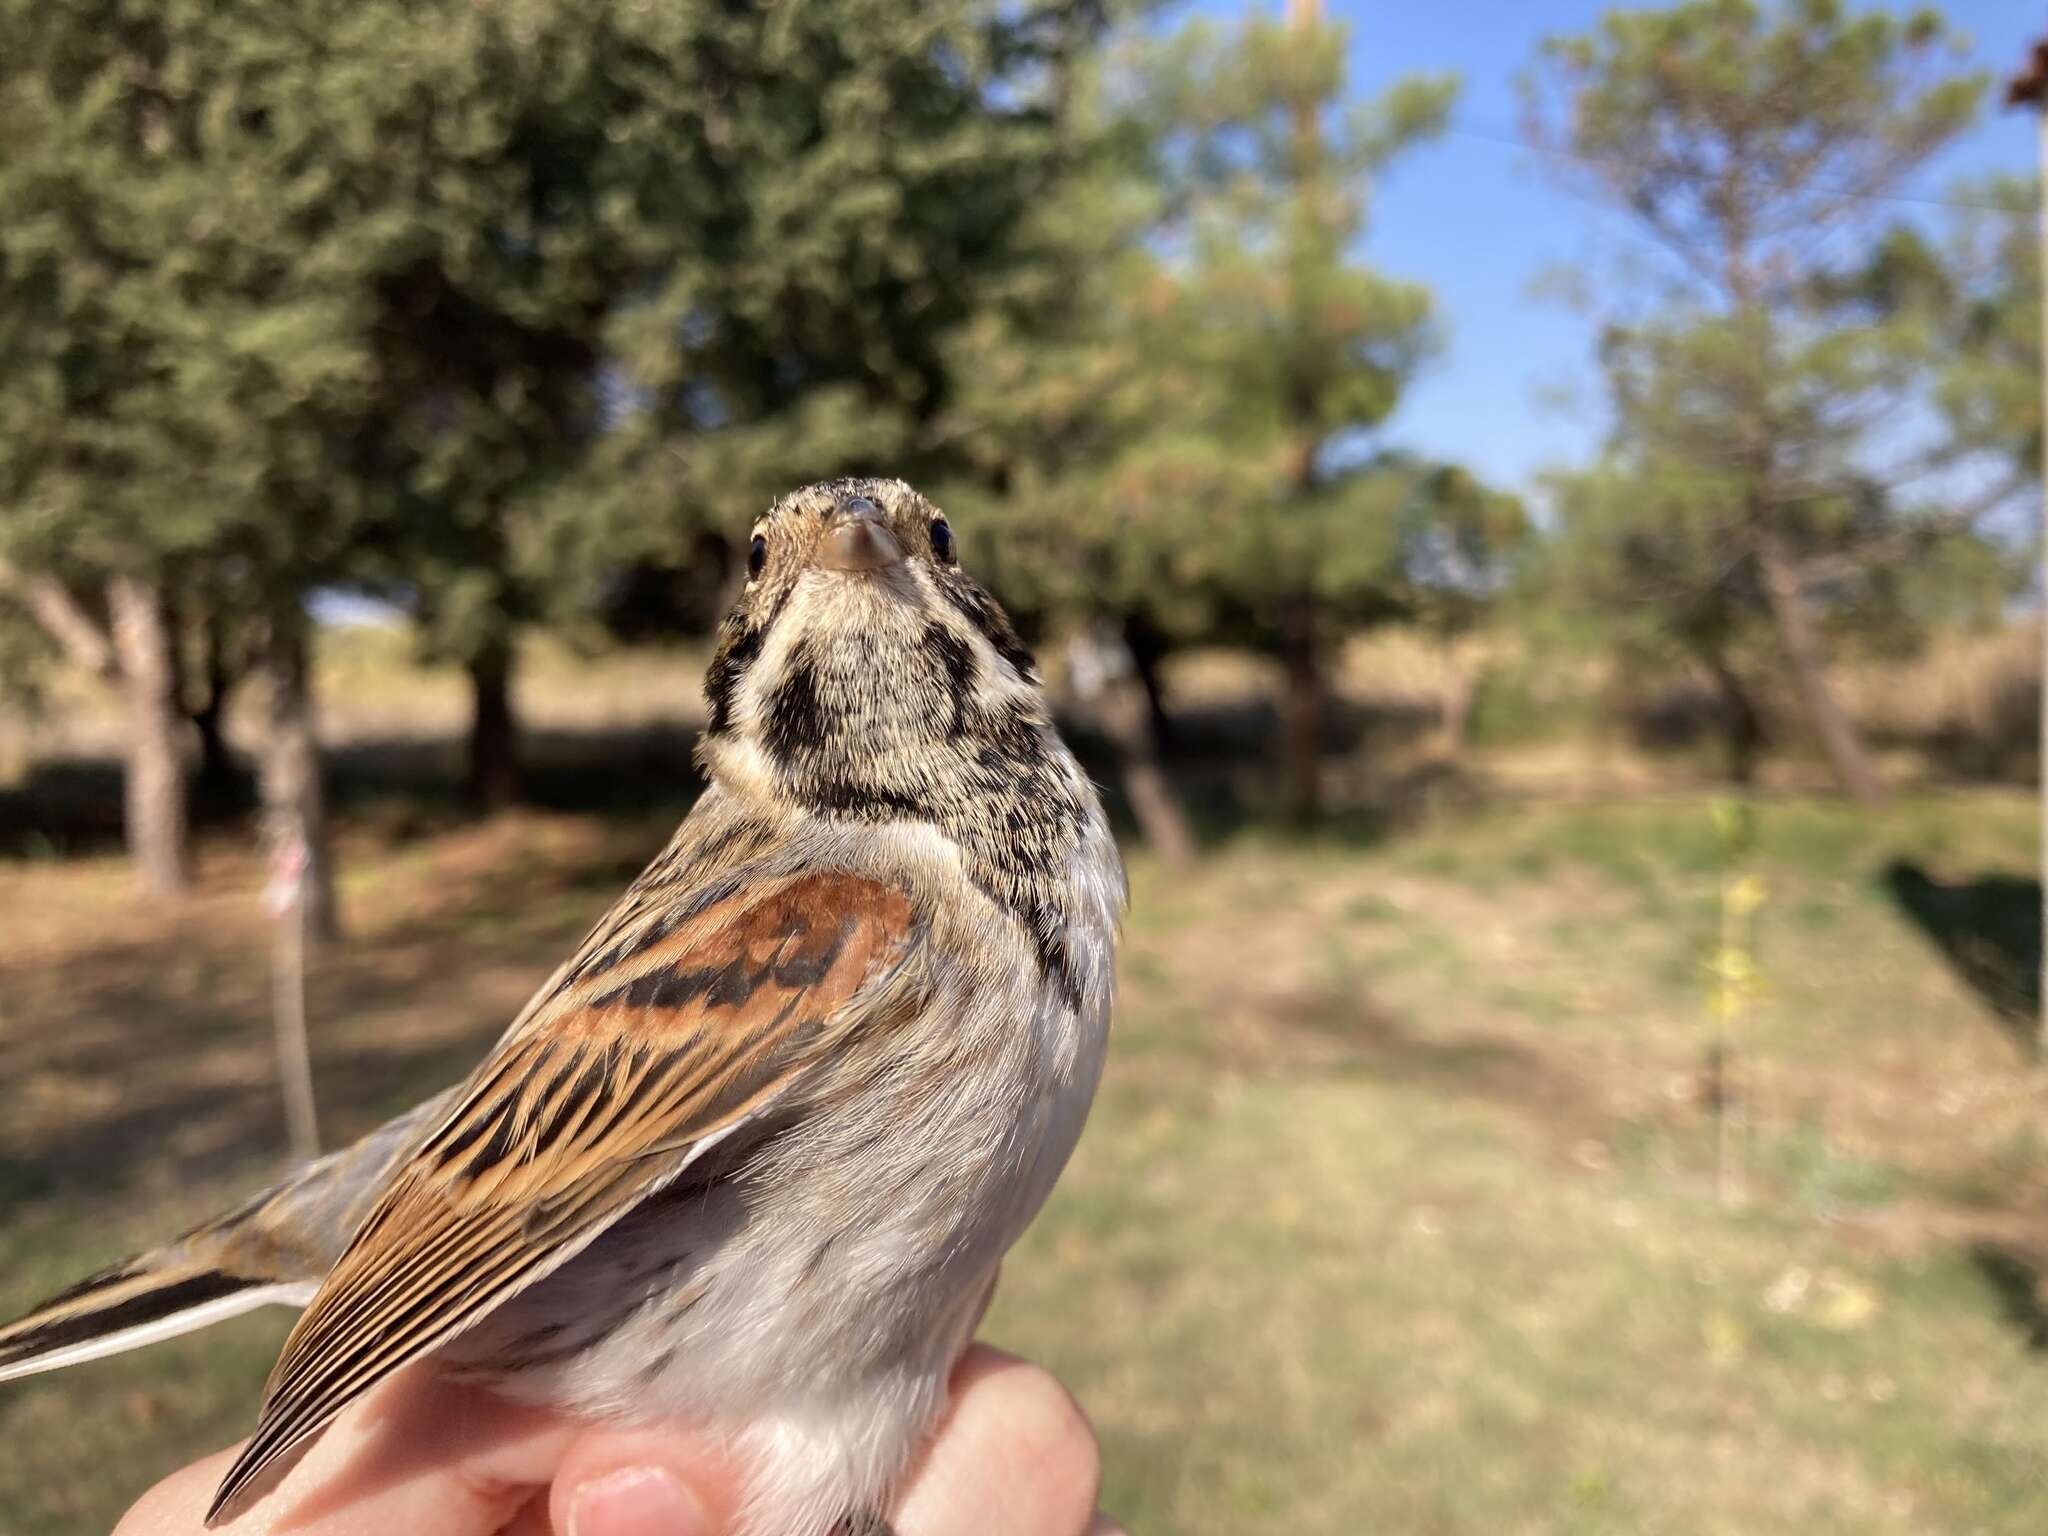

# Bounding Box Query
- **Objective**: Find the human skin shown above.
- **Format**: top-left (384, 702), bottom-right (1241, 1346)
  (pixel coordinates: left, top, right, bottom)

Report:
top-left (115, 1346), bottom-right (1122, 1536)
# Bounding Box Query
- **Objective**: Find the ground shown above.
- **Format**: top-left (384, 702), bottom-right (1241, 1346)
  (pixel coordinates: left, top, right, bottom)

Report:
top-left (0, 789), bottom-right (2044, 1535)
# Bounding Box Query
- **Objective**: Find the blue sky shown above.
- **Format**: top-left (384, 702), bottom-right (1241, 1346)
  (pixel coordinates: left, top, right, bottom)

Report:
top-left (1274, 0), bottom-right (2044, 497)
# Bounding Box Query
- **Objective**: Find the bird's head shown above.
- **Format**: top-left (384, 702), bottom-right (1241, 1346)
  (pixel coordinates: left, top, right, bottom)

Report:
top-left (696, 478), bottom-right (1054, 821)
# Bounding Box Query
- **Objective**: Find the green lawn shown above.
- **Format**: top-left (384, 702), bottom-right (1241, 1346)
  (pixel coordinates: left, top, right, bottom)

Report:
top-left (2, 792), bottom-right (2045, 1534)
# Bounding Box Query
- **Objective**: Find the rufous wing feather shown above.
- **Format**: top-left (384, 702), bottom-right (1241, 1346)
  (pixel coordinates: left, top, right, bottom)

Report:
top-left (205, 871), bottom-right (920, 1526)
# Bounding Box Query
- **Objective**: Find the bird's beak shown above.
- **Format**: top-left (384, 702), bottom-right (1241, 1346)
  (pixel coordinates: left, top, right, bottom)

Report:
top-left (818, 498), bottom-right (904, 573)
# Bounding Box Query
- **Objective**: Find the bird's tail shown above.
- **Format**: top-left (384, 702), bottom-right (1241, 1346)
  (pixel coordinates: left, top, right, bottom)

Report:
top-left (0, 1255), bottom-right (311, 1385)
top-left (0, 1089), bottom-right (454, 1385)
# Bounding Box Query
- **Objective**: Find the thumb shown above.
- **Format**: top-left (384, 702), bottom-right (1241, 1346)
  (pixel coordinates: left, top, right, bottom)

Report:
top-left (548, 1424), bottom-right (741, 1536)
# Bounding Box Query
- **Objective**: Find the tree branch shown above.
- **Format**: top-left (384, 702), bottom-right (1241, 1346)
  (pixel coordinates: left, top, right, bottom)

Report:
top-left (1789, 470), bottom-right (2028, 589)
top-left (0, 558), bottom-right (117, 679)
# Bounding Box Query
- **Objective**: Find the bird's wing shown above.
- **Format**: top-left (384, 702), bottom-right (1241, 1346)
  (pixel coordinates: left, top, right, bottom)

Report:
top-left (206, 869), bottom-right (922, 1526)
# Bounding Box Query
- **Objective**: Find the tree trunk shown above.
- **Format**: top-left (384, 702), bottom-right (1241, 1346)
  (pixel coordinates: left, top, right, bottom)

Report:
top-left (1699, 648), bottom-right (1767, 788)
top-left (1278, 594), bottom-right (1324, 821)
top-left (190, 608), bottom-right (240, 805)
top-left (259, 606), bottom-right (339, 944)
top-left (1122, 613), bottom-right (1178, 757)
top-left (1437, 634), bottom-right (1478, 759)
top-left (1070, 626), bottom-right (1197, 869)
top-left (1754, 529), bottom-right (1884, 806)
top-left (106, 575), bottom-right (192, 895)
top-left (464, 634), bottom-right (521, 812)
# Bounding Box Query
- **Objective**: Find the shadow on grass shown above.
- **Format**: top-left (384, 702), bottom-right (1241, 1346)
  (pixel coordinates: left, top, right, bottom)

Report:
top-left (0, 757), bottom-right (258, 861)
top-left (0, 722), bottom-right (710, 863)
top-left (1882, 861), bottom-right (2041, 1053)
top-left (0, 1034), bottom-right (493, 1213)
top-left (2, 686), bottom-right (1482, 878)
top-left (1970, 1242), bottom-right (2048, 1352)
top-left (0, 906), bottom-right (563, 1206)
top-left (0, 694), bottom-right (1507, 1202)
top-left (1263, 984), bottom-right (1608, 1146)
top-left (325, 723), bottom-right (707, 820)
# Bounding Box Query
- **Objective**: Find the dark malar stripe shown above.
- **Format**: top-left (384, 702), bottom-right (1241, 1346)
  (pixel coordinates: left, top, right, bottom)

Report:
top-left (938, 577), bottom-right (1038, 682)
top-left (762, 641), bottom-right (825, 765)
top-left (703, 623), bottom-right (763, 735)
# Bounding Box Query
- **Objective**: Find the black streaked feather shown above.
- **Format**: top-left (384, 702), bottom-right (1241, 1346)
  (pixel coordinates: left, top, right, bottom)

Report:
top-left (938, 577), bottom-right (1038, 681)
top-left (703, 622), bottom-right (766, 735)
top-left (762, 642), bottom-right (825, 765)
top-left (921, 623), bottom-right (978, 736)
top-left (0, 1269), bottom-right (257, 1364)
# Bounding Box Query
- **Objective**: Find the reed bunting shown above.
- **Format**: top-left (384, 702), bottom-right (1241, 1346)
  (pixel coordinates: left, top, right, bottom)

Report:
top-left (0, 479), bottom-right (1126, 1536)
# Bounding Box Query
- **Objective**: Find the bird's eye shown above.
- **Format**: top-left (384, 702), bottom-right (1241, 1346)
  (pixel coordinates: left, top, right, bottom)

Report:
top-left (930, 518), bottom-right (956, 565)
top-left (747, 534), bottom-right (768, 580)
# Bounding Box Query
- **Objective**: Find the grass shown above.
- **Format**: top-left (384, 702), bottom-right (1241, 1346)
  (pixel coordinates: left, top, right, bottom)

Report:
top-left (1, 789), bottom-right (2046, 1533)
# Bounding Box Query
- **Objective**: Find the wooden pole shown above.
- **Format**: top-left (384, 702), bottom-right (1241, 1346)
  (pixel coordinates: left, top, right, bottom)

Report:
top-left (2038, 106), bottom-right (2047, 1060)
top-left (2008, 40), bottom-right (2048, 1057)
top-left (267, 816), bottom-right (321, 1164)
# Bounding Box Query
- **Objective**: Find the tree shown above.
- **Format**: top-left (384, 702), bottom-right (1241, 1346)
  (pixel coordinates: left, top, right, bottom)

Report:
top-left (311, 0), bottom-right (1107, 811)
top-left (0, 0), bottom-right (276, 893)
top-left (0, 0), bottom-right (448, 920)
top-left (1526, 0), bottom-right (1989, 805)
top-left (1, 0), bottom-right (1107, 907)
top-left (946, 0), bottom-right (1507, 823)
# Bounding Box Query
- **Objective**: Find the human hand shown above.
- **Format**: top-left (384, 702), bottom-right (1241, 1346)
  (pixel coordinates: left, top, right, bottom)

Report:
top-left (115, 1345), bottom-right (1121, 1536)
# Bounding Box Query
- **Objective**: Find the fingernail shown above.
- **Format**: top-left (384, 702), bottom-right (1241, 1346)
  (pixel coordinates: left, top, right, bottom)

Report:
top-left (570, 1466), bottom-right (709, 1536)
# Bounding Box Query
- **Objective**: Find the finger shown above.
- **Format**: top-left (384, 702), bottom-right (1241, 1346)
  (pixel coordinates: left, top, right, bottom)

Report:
top-left (118, 1366), bottom-right (581, 1536)
top-left (547, 1422), bottom-right (740, 1536)
top-left (115, 1445), bottom-right (244, 1536)
top-left (499, 1490), bottom-right (557, 1536)
top-left (892, 1346), bottom-right (1102, 1536)
top-left (1086, 1515), bottom-right (1128, 1536)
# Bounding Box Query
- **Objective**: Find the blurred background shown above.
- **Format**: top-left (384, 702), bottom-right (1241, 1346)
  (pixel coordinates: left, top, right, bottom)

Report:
top-left (0, 0), bottom-right (2045, 1530)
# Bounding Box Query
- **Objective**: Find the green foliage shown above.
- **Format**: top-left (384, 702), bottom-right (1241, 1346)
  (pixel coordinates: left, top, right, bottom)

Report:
top-left (1524, 0), bottom-right (1997, 779)
top-left (1944, 177), bottom-right (2044, 484)
top-left (0, 0), bottom-right (1102, 657)
top-left (1531, 0), bottom-right (1981, 263)
top-left (0, 0), bottom-right (383, 584)
top-left (355, 0), bottom-right (1100, 656)
top-left (1855, 175), bottom-right (2042, 491)
top-left (0, 602), bottom-right (59, 715)
top-left (940, 9), bottom-right (1520, 654)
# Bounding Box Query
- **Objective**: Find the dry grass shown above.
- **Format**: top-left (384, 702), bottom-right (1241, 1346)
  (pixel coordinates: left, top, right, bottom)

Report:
top-left (0, 626), bottom-right (716, 775)
top-left (1836, 624), bottom-right (2041, 772)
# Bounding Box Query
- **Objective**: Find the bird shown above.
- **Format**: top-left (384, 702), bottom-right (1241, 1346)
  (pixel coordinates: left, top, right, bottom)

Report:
top-left (0, 478), bottom-right (1126, 1536)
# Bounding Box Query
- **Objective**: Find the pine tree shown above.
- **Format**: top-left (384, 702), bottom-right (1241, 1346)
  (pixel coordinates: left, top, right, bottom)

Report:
top-left (0, 0), bottom-right (382, 896)
top-left (944, 1), bottom-right (1512, 824)
top-left (0, 0), bottom-right (1106, 890)
top-left (319, 0), bottom-right (1102, 808)
top-left (1526, 0), bottom-right (1988, 804)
